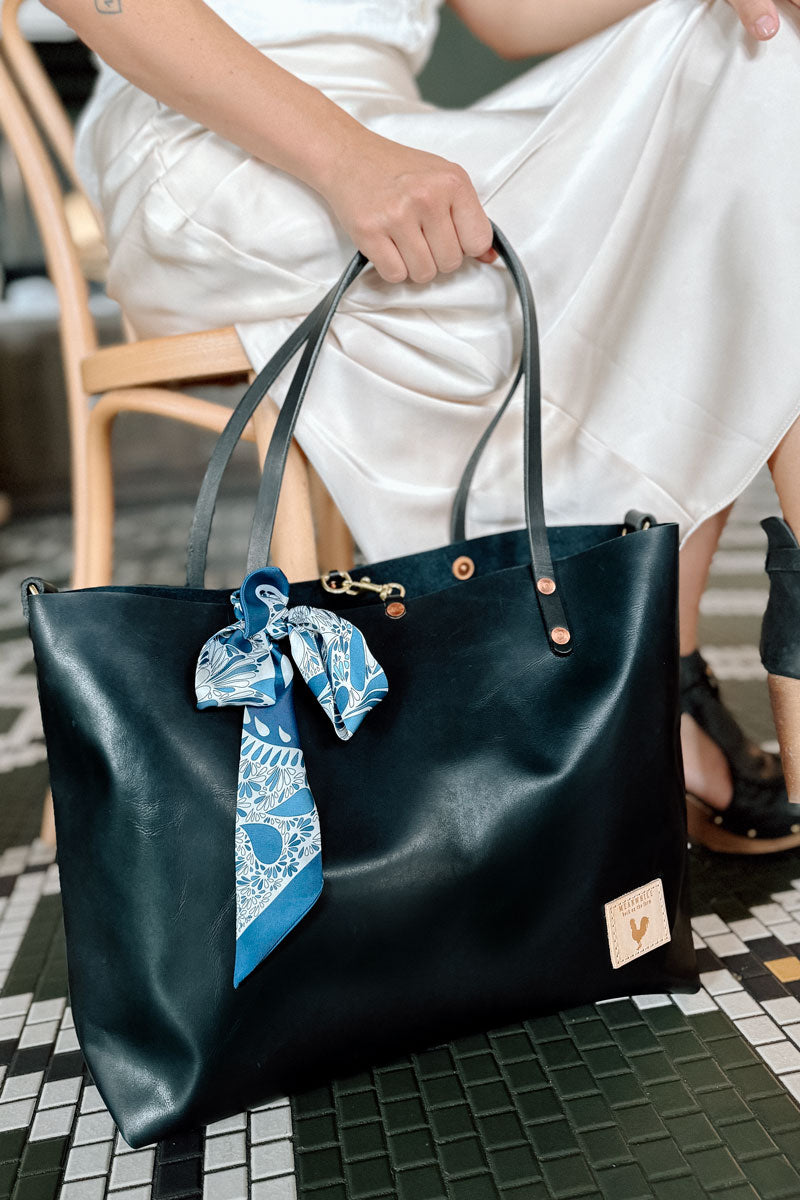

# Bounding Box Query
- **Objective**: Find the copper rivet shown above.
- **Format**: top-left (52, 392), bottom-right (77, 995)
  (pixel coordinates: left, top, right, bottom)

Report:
top-left (452, 555), bottom-right (475, 580)
top-left (792, 824), bottom-right (800, 835)
top-left (551, 626), bottom-right (571, 646)
top-left (537, 577), bottom-right (556, 595)
top-left (386, 601), bottom-right (406, 619)
top-left (713, 815), bottom-right (724, 826)
top-left (747, 828), bottom-right (757, 839)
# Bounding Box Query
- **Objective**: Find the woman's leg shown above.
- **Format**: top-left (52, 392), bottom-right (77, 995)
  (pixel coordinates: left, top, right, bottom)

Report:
top-left (679, 505), bottom-right (735, 810)
top-left (765, 416), bottom-right (800, 802)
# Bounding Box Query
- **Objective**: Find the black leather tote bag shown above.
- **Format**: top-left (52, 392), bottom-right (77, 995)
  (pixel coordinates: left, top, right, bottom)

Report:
top-left (22, 226), bottom-right (697, 1148)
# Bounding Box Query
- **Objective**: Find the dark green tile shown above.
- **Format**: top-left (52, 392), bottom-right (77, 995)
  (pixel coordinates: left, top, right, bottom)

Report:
top-left (644, 1080), bottom-right (697, 1116)
top-left (579, 1126), bottom-right (632, 1168)
top-left (726, 1064), bottom-right (785, 1100)
top-left (296, 1113), bottom-right (338, 1149)
top-left (1, 894), bottom-right (62, 997)
top-left (540, 1153), bottom-right (596, 1198)
top-left (303, 1185), bottom-right (347, 1200)
top-left (563, 1006), bottom-right (601, 1024)
top-left (344, 1155), bottom-right (395, 1198)
top-left (395, 1164), bottom-right (447, 1200)
top-left (449, 1175), bottom-right (501, 1200)
top-left (538, 1041), bottom-right (582, 1070)
top-left (631, 1137), bottom-right (687, 1180)
top-left (582, 1047), bottom-right (628, 1077)
top-left (468, 1082), bottom-right (512, 1115)
top-left (516, 1088), bottom-right (563, 1124)
top-left (711, 1188), bottom-right (759, 1200)
top-left (613, 1104), bottom-right (667, 1141)
top-left (571, 1020), bottom-right (613, 1050)
top-left (629, 1052), bottom-right (678, 1086)
top-left (337, 1089), bottom-right (380, 1124)
top-left (651, 1177), bottom-right (706, 1200)
top-left (550, 1066), bottom-right (597, 1099)
top-left (438, 1137), bottom-right (487, 1178)
top-left (0, 1163), bottom-right (16, 1200)
top-left (655, 1031), bottom-right (705, 1061)
top-left (720, 1119), bottom-right (779, 1158)
top-left (750, 1094), bottom-right (800, 1131)
top-left (340, 1121), bottom-right (386, 1161)
top-left (688, 1010), bottom-right (738, 1041)
top-left (377, 1068), bottom-right (418, 1101)
top-left (709, 1036), bottom-right (761, 1072)
top-left (664, 1113), bottom-right (720, 1152)
top-left (294, 1085), bottom-right (335, 1117)
top-left (422, 1075), bottom-right (465, 1107)
top-left (338, 1072), bottom-right (375, 1093)
top-left (684, 1145), bottom-right (744, 1189)
top-left (599, 1002), bottom-right (640, 1029)
top-left (477, 1112), bottom-right (525, 1149)
top-left (613, 1025), bottom-right (660, 1056)
top-left (430, 1105), bottom-right (474, 1140)
top-left (504, 1060), bottom-right (547, 1091)
top-left (0, 1134), bottom-right (25, 1166)
top-left (452, 1034), bottom-right (492, 1056)
top-left (460, 1054), bottom-right (503, 1085)
top-left (742, 1155), bottom-right (800, 1199)
top-left (18, 1140), bottom-right (67, 1177)
top-left (676, 1056), bottom-right (728, 1092)
top-left (9, 1173), bottom-right (59, 1200)
top-left (491, 1033), bottom-right (534, 1063)
top-left (528, 1119), bottom-right (578, 1159)
top-left (498, 1184), bottom-right (548, 1200)
top-left (645, 1007), bottom-right (689, 1036)
top-left (388, 1129), bottom-right (435, 1169)
top-left (596, 1073), bottom-right (645, 1107)
top-left (772, 1128), bottom-right (800, 1161)
top-left (562, 1095), bottom-right (615, 1131)
top-left (383, 1098), bottom-right (427, 1133)
top-left (489, 1145), bottom-right (539, 1187)
top-left (695, 1087), bottom-right (752, 1124)
top-left (526, 1016), bottom-right (565, 1043)
top-left (298, 1145), bottom-right (344, 1188)
top-left (592, 1163), bottom-right (651, 1199)
top-left (415, 1049), bottom-right (454, 1077)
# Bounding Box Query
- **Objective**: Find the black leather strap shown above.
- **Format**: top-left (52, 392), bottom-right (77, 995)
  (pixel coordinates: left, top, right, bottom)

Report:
top-left (238, 223), bottom-right (572, 654)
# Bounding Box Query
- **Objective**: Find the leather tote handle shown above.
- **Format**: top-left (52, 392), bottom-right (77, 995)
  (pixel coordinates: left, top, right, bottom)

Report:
top-left (187, 224), bottom-right (573, 654)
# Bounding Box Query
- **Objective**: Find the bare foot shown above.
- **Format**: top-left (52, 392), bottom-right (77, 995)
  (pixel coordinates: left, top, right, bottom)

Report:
top-left (680, 712), bottom-right (733, 810)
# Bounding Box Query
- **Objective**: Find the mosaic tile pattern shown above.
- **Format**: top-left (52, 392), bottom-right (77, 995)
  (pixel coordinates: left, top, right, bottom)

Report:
top-left (2, 471), bottom-right (800, 1197)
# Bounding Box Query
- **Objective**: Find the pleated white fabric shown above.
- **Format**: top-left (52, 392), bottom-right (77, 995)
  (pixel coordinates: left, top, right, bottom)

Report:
top-left (73, 0), bottom-right (800, 562)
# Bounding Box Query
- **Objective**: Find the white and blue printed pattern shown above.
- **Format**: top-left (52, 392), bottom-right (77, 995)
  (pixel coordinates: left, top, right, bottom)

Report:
top-left (195, 566), bottom-right (388, 987)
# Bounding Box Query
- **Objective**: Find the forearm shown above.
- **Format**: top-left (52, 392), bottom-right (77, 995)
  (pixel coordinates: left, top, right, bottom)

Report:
top-left (447, 0), bottom-right (658, 57)
top-left (41, 0), bottom-right (366, 193)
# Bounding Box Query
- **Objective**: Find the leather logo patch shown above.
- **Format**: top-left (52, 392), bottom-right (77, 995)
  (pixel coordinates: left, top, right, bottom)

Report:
top-left (605, 878), bottom-right (670, 969)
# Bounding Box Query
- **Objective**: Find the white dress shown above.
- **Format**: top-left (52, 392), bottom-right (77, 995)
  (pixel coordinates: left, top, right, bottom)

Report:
top-left (73, 0), bottom-right (800, 563)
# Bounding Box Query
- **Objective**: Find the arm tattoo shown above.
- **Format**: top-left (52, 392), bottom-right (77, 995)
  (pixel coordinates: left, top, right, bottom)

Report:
top-left (95, 0), bottom-right (123, 14)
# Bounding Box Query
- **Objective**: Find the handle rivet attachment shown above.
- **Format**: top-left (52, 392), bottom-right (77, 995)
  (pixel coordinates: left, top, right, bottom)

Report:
top-left (550, 626), bottom-right (571, 646)
top-left (452, 556), bottom-right (475, 580)
top-left (537, 577), bottom-right (556, 595)
top-left (386, 601), bottom-right (406, 620)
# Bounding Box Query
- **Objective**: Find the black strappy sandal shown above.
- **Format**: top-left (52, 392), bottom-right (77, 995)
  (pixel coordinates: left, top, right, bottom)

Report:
top-left (681, 649), bottom-right (800, 853)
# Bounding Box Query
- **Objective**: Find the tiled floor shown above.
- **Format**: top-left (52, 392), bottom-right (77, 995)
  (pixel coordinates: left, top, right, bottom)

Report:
top-left (3, 473), bottom-right (800, 1199)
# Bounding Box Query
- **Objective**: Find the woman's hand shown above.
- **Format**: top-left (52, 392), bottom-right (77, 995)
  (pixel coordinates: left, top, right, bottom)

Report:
top-left (320, 128), bottom-right (497, 283)
top-left (725, 0), bottom-right (794, 39)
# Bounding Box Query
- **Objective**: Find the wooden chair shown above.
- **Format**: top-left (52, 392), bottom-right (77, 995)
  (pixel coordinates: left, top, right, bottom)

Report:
top-left (0, 15), bottom-right (354, 843)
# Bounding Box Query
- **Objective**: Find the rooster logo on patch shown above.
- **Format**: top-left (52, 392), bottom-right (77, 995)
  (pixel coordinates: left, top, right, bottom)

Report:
top-left (630, 916), bottom-right (649, 946)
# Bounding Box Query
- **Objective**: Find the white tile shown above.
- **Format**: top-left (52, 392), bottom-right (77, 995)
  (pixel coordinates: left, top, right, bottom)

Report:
top-left (109, 1148), bottom-right (156, 1189)
top-left (64, 1140), bottom-right (114, 1180)
top-left (79, 1084), bottom-right (107, 1113)
top-left (734, 1016), bottom-right (784, 1046)
top-left (0, 1097), bottom-right (35, 1130)
top-left (691, 914), bottom-right (729, 937)
top-left (73, 1109), bottom-right (117, 1145)
top-left (784, 1024), bottom-right (800, 1048)
top-left (205, 1133), bottom-right (247, 1171)
top-left (39, 1076), bottom-right (82, 1109)
top-left (26, 998), bottom-right (65, 1024)
top-left (729, 918), bottom-right (771, 941)
top-left (115, 1131), bottom-right (148, 1155)
top-left (0, 1014), bottom-right (25, 1040)
top-left (673, 989), bottom-right (718, 1014)
top-left (206, 1111), bottom-right (247, 1135)
top-left (18, 1019), bottom-right (59, 1047)
top-left (29, 1103), bottom-right (76, 1140)
top-left (717, 992), bottom-right (763, 1020)
top-left (55, 1027), bottom-right (81, 1054)
top-left (251, 1179), bottom-right (297, 1200)
top-left (251, 1107), bottom-right (293, 1144)
top-left (61, 1005), bottom-right (75, 1030)
top-left (0, 1071), bottom-right (43, 1102)
top-left (691, 932), bottom-right (707, 950)
top-left (782, 1070), bottom-right (800, 1103)
top-left (762, 997), bottom-right (800, 1025)
top-left (60, 1178), bottom-right (106, 1200)
top-left (250, 1097), bottom-right (291, 1113)
top-left (632, 994), bottom-right (673, 1010)
top-left (108, 1188), bottom-right (151, 1200)
top-left (774, 891), bottom-right (800, 911)
top-left (705, 934), bottom-right (748, 958)
top-left (751, 903), bottom-right (793, 926)
top-left (771, 922), bottom-right (800, 946)
top-left (758, 1040), bottom-right (800, 1074)
top-left (699, 970), bottom-right (740, 996)
top-left (250, 1139), bottom-right (294, 1180)
top-left (203, 1166), bottom-right (248, 1200)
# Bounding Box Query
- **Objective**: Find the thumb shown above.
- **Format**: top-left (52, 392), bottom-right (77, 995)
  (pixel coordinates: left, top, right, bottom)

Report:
top-left (730, 0), bottom-right (780, 37)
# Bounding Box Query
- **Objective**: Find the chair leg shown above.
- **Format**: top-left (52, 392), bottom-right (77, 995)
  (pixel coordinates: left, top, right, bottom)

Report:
top-left (252, 397), bottom-right (319, 583)
top-left (308, 466), bottom-right (355, 574)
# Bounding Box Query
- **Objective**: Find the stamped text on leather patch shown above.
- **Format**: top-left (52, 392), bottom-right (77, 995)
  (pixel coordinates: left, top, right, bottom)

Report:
top-left (605, 878), bottom-right (670, 969)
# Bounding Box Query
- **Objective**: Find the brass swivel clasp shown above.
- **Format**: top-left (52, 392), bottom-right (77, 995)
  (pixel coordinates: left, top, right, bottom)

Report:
top-left (320, 569), bottom-right (406, 604)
